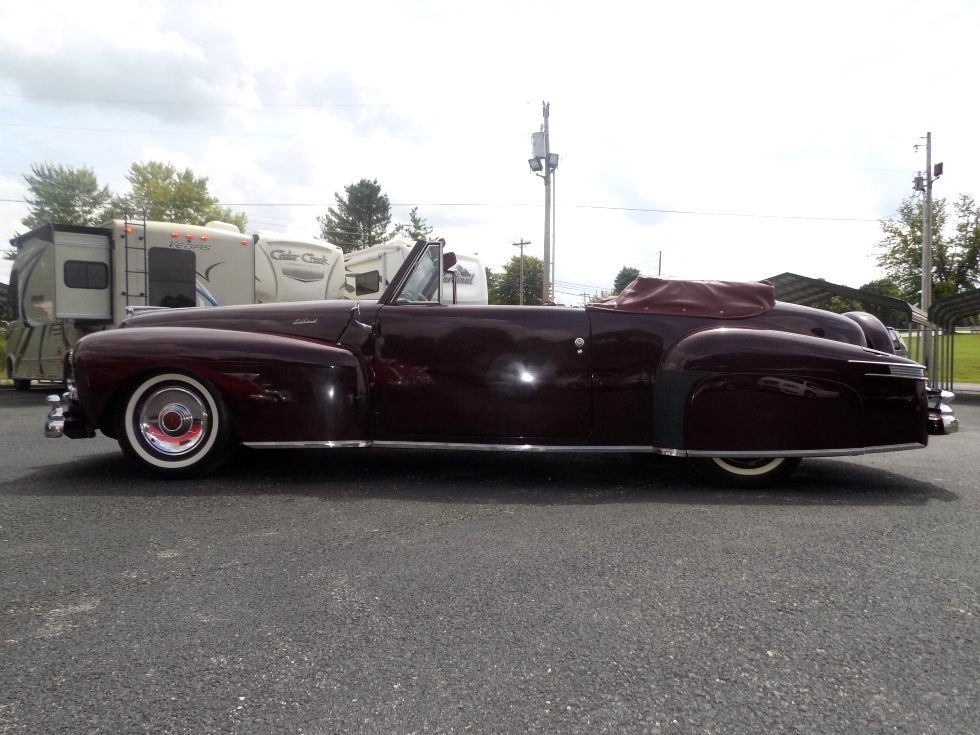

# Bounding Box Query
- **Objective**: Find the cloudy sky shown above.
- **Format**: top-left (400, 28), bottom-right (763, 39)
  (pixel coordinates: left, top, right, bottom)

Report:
top-left (2, 0), bottom-right (978, 304)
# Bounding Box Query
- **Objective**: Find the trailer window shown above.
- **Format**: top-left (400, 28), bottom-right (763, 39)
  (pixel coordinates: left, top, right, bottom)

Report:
top-left (64, 260), bottom-right (109, 290)
top-left (148, 248), bottom-right (196, 308)
top-left (354, 270), bottom-right (382, 296)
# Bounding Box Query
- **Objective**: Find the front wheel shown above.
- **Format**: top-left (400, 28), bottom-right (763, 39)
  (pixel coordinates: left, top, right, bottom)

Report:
top-left (690, 457), bottom-right (801, 488)
top-left (13, 378), bottom-right (31, 391)
top-left (117, 372), bottom-right (235, 477)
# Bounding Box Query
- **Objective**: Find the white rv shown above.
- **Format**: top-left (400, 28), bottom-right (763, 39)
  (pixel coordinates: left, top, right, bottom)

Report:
top-left (5, 219), bottom-right (344, 389)
top-left (343, 239), bottom-right (488, 305)
top-left (253, 231), bottom-right (346, 304)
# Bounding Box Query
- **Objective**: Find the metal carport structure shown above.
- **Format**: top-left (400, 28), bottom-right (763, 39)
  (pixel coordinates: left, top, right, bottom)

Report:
top-left (928, 288), bottom-right (980, 390)
top-left (765, 271), bottom-right (936, 376)
top-left (766, 272), bottom-right (980, 389)
top-left (765, 272), bottom-right (928, 327)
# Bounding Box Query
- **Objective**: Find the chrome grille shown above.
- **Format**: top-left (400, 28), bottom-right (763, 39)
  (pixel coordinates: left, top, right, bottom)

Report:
top-left (889, 364), bottom-right (925, 379)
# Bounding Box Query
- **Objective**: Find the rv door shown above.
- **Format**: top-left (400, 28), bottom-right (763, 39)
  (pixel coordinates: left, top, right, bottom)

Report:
top-left (53, 231), bottom-right (111, 321)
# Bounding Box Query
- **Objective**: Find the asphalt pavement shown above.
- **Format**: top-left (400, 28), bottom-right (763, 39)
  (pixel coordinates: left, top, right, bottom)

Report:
top-left (1, 386), bottom-right (978, 734)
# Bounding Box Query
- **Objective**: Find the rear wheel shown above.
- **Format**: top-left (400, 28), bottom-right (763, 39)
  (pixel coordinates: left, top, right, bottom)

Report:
top-left (690, 457), bottom-right (801, 488)
top-left (117, 372), bottom-right (234, 477)
top-left (13, 378), bottom-right (31, 391)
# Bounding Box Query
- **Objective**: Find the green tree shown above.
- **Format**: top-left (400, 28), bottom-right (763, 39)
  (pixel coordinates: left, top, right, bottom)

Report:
top-left (874, 196), bottom-right (971, 303)
top-left (585, 289), bottom-right (613, 305)
top-left (856, 278), bottom-right (906, 327)
top-left (810, 283), bottom-right (862, 315)
top-left (951, 194), bottom-right (980, 290)
top-left (613, 266), bottom-right (641, 294)
top-left (20, 163), bottom-right (113, 231)
top-left (113, 161), bottom-right (247, 231)
top-left (490, 255), bottom-right (544, 305)
top-left (392, 206), bottom-right (434, 241)
top-left (485, 267), bottom-right (500, 304)
top-left (317, 178), bottom-right (395, 252)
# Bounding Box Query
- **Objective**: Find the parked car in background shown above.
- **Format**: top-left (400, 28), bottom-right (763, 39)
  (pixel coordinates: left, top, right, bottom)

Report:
top-left (887, 327), bottom-right (910, 358)
top-left (45, 239), bottom-right (952, 487)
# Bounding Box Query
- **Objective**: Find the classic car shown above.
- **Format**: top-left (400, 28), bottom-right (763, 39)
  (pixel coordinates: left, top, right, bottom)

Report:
top-left (44, 239), bottom-right (955, 487)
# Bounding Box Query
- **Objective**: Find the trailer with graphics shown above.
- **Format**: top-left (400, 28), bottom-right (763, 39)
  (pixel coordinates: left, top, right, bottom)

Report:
top-left (6, 219), bottom-right (345, 389)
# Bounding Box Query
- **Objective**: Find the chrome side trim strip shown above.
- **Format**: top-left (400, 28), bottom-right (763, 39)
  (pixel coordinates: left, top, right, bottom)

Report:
top-left (863, 374), bottom-right (927, 380)
top-left (242, 440), bottom-right (656, 453)
top-left (373, 442), bottom-right (655, 453)
top-left (241, 440), bottom-right (926, 458)
top-left (243, 441), bottom-right (372, 449)
top-left (848, 359), bottom-right (925, 367)
top-left (680, 443), bottom-right (925, 459)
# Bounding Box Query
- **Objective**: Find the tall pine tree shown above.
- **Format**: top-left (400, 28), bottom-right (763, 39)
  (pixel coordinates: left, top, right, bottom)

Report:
top-left (317, 179), bottom-right (395, 252)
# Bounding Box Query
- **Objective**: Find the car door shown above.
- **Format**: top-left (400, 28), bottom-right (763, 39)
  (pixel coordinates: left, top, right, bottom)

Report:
top-left (373, 304), bottom-right (592, 440)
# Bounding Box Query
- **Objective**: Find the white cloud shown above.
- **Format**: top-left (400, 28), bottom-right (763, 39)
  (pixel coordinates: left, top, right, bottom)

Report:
top-left (3, 0), bottom-right (980, 301)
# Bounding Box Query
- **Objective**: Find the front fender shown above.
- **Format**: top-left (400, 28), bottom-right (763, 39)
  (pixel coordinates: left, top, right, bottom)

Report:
top-left (653, 328), bottom-right (928, 454)
top-left (73, 327), bottom-right (370, 444)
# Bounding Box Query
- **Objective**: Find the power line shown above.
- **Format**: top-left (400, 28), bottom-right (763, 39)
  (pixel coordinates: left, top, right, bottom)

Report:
top-left (569, 204), bottom-right (881, 223)
top-left (0, 94), bottom-right (920, 141)
top-left (0, 196), bottom-right (888, 222)
top-left (0, 93), bottom-right (396, 108)
top-left (0, 122), bottom-right (431, 139)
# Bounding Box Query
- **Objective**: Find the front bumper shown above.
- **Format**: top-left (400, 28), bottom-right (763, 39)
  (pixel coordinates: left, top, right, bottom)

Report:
top-left (45, 393), bottom-right (66, 438)
top-left (927, 389), bottom-right (958, 435)
top-left (44, 389), bottom-right (95, 439)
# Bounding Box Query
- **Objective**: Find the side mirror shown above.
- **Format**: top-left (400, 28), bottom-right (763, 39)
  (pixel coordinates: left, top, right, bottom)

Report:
top-left (442, 252), bottom-right (457, 272)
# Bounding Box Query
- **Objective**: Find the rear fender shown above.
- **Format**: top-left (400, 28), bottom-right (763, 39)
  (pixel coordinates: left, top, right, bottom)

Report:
top-left (653, 328), bottom-right (927, 454)
top-left (74, 327), bottom-right (370, 444)
top-left (842, 311), bottom-right (894, 353)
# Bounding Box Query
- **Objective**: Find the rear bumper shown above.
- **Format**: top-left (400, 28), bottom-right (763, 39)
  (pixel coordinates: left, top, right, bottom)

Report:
top-left (927, 389), bottom-right (958, 435)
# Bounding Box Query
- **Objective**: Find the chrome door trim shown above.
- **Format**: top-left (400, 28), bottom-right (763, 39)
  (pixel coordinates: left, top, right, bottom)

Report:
top-left (244, 440), bottom-right (372, 449)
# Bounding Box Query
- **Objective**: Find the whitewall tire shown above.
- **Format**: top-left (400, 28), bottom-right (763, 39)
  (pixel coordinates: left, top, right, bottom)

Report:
top-left (690, 457), bottom-right (801, 487)
top-left (117, 372), bottom-right (234, 477)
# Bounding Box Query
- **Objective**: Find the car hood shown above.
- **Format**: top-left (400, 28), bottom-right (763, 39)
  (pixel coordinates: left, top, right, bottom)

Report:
top-left (120, 300), bottom-right (361, 343)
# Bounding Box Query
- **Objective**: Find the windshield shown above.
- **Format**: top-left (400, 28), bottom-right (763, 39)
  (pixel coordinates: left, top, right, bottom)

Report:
top-left (393, 243), bottom-right (441, 304)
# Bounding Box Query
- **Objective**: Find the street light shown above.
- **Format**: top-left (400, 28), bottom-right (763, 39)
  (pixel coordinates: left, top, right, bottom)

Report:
top-left (528, 158), bottom-right (543, 173)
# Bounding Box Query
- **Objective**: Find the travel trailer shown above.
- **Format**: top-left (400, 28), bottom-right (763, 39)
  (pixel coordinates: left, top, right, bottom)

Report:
top-left (343, 239), bottom-right (488, 305)
top-left (6, 219), bottom-right (344, 389)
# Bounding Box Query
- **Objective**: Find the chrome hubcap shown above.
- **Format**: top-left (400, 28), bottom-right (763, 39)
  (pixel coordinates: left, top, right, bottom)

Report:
top-left (138, 387), bottom-right (209, 456)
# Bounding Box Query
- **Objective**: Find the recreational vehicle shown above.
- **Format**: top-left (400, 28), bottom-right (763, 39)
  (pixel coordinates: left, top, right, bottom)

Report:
top-left (343, 240), bottom-right (488, 305)
top-left (6, 219), bottom-right (344, 388)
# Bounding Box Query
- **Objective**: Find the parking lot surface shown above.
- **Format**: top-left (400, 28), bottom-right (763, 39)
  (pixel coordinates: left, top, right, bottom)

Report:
top-left (2, 387), bottom-right (978, 734)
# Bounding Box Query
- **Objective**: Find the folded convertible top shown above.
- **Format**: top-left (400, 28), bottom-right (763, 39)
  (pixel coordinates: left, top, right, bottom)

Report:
top-left (587, 276), bottom-right (776, 318)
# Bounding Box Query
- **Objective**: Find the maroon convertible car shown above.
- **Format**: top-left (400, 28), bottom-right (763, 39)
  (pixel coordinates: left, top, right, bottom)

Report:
top-left (45, 239), bottom-right (954, 486)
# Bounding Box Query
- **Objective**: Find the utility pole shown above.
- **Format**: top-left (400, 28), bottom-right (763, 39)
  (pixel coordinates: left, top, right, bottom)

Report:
top-left (527, 102), bottom-right (559, 303)
top-left (915, 132), bottom-right (943, 379)
top-left (542, 102), bottom-right (552, 303)
top-left (551, 164), bottom-right (557, 300)
top-left (922, 132), bottom-right (933, 376)
top-left (512, 239), bottom-right (530, 305)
